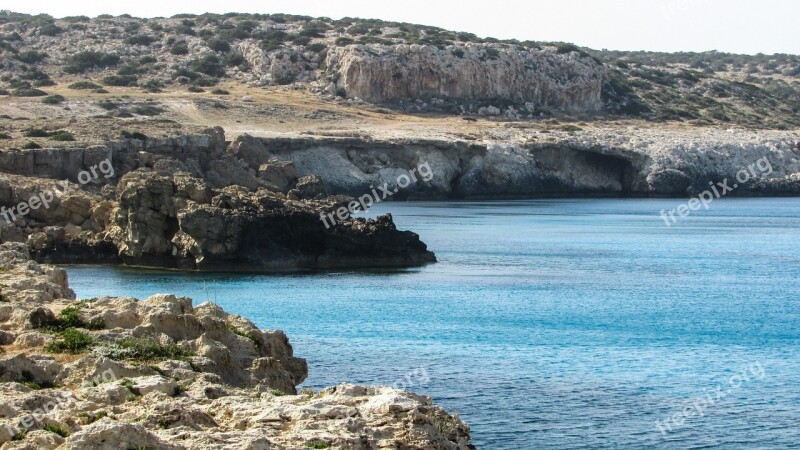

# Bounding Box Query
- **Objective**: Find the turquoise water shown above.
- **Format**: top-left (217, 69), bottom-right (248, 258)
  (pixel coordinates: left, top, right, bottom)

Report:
top-left (67, 199), bottom-right (800, 449)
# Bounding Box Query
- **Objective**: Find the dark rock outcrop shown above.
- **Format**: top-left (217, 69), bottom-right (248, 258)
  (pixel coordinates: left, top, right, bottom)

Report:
top-left (24, 170), bottom-right (435, 271)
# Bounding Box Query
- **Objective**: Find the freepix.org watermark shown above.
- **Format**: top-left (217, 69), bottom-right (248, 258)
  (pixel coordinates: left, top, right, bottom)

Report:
top-left (660, 157), bottom-right (773, 226)
top-left (1, 159), bottom-right (115, 225)
top-left (320, 162), bottom-right (434, 229)
top-left (655, 361), bottom-right (766, 437)
top-left (391, 367), bottom-right (430, 391)
top-left (4, 368), bottom-right (118, 438)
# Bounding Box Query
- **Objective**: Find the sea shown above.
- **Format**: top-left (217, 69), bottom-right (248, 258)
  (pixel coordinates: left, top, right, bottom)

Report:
top-left (68, 198), bottom-right (800, 449)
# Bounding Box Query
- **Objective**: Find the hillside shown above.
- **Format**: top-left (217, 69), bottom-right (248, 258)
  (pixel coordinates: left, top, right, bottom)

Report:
top-left (0, 11), bottom-right (799, 129)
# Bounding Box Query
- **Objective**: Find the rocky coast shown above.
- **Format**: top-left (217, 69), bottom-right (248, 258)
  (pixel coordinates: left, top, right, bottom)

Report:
top-left (0, 242), bottom-right (472, 449)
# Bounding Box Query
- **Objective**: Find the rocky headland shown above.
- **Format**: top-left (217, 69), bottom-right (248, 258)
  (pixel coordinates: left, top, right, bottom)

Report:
top-left (0, 127), bottom-right (435, 271)
top-left (0, 242), bottom-right (471, 449)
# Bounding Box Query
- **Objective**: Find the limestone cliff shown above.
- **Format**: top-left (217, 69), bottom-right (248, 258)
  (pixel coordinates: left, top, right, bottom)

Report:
top-left (325, 44), bottom-right (606, 109)
top-left (231, 128), bottom-right (800, 199)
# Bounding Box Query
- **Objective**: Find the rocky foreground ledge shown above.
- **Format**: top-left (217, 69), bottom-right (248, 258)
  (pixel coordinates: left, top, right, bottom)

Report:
top-left (0, 242), bottom-right (472, 449)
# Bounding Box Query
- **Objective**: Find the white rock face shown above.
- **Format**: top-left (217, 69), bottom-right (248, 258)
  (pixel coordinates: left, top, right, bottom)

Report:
top-left (326, 44), bottom-right (606, 110)
top-left (245, 127), bottom-right (800, 198)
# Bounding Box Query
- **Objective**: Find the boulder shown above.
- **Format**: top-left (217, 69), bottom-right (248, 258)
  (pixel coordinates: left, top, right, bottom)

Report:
top-left (257, 160), bottom-right (298, 192)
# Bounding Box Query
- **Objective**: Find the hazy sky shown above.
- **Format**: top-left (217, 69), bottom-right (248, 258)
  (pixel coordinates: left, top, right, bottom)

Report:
top-left (3, 0), bottom-right (798, 55)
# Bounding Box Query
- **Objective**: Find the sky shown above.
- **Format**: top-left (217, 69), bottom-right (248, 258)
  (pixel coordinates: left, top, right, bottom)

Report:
top-left (2, 0), bottom-right (798, 55)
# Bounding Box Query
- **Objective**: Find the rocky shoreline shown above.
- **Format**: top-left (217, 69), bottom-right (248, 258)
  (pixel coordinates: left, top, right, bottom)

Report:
top-left (0, 128), bottom-right (436, 272)
top-left (0, 126), bottom-right (797, 274)
top-left (231, 128), bottom-right (800, 199)
top-left (0, 242), bottom-right (472, 449)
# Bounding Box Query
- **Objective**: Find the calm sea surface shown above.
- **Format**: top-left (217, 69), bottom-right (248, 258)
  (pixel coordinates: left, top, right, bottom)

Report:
top-left (68, 199), bottom-right (800, 449)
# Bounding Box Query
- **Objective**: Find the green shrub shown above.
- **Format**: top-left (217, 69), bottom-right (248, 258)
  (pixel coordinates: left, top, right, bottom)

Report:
top-left (22, 142), bottom-right (42, 149)
top-left (116, 65), bottom-right (140, 76)
top-left (50, 131), bottom-right (75, 141)
top-left (69, 81), bottom-right (101, 90)
top-left (32, 79), bottom-right (55, 87)
top-left (299, 21), bottom-right (330, 38)
top-left (188, 85), bottom-right (204, 93)
top-left (172, 68), bottom-right (202, 82)
top-left (306, 440), bottom-right (329, 449)
top-left (41, 94), bottom-right (65, 105)
top-left (555, 43), bottom-right (577, 54)
top-left (120, 130), bottom-right (147, 140)
top-left (23, 127), bottom-right (51, 137)
top-left (170, 42), bottom-right (189, 55)
top-left (16, 50), bottom-right (48, 64)
top-left (206, 38), bottom-right (230, 52)
top-left (273, 72), bottom-right (296, 85)
top-left (175, 19), bottom-right (196, 36)
top-left (96, 100), bottom-right (118, 110)
top-left (43, 424), bottom-right (69, 437)
top-left (45, 328), bottom-right (94, 354)
top-left (357, 36), bottom-right (393, 45)
top-left (223, 52), bottom-right (245, 67)
top-left (19, 67), bottom-right (52, 82)
top-left (335, 37), bottom-right (354, 46)
top-left (139, 55), bottom-right (158, 65)
top-left (63, 51), bottom-right (120, 74)
top-left (291, 35), bottom-right (310, 46)
top-left (55, 306), bottom-right (83, 328)
top-left (11, 87), bottom-right (47, 97)
top-left (210, 88), bottom-right (229, 95)
top-left (451, 48), bottom-right (465, 58)
top-left (45, 305), bottom-right (105, 330)
top-left (191, 54), bottom-right (225, 77)
top-left (140, 79), bottom-right (164, 93)
top-left (125, 34), bottom-right (156, 46)
top-left (347, 23), bottom-right (370, 35)
top-left (227, 324), bottom-right (260, 345)
top-left (8, 80), bottom-right (31, 89)
top-left (306, 43), bottom-right (327, 53)
top-left (63, 15), bottom-right (90, 23)
top-left (39, 24), bottom-right (64, 36)
top-left (259, 30), bottom-right (289, 51)
top-left (96, 338), bottom-right (194, 362)
top-left (102, 75), bottom-right (138, 87)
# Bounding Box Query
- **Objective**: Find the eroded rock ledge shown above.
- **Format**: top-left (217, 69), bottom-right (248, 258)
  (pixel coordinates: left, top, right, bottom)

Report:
top-left (0, 243), bottom-right (472, 449)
